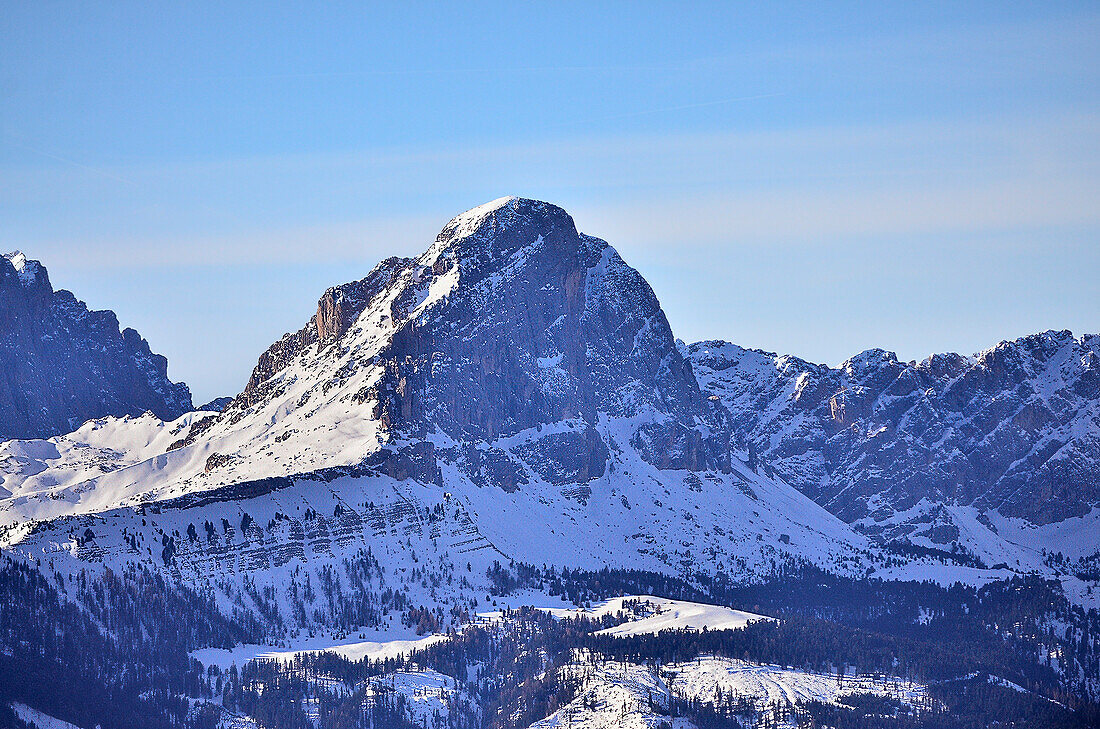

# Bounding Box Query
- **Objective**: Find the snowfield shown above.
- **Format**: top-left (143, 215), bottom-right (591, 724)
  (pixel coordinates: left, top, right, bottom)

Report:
top-left (668, 657), bottom-right (928, 709)
top-left (541, 595), bottom-right (774, 637)
top-left (192, 630), bottom-right (449, 670)
top-left (0, 411), bottom-right (211, 512)
top-left (594, 596), bottom-right (772, 637)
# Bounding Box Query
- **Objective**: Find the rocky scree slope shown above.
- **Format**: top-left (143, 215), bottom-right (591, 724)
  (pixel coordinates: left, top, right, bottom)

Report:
top-left (0, 251), bottom-right (192, 441)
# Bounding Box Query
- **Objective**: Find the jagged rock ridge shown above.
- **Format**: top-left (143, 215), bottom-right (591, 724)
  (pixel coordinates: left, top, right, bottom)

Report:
top-left (690, 331), bottom-right (1100, 532)
top-left (197, 397), bottom-right (233, 413)
top-left (0, 251), bottom-right (192, 440)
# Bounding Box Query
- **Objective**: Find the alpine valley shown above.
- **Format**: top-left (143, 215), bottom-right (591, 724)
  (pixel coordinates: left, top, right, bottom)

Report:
top-left (1, 199), bottom-right (1098, 729)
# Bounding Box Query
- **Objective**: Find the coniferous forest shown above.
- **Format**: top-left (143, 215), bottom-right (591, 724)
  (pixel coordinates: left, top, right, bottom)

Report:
top-left (3, 555), bottom-right (1098, 728)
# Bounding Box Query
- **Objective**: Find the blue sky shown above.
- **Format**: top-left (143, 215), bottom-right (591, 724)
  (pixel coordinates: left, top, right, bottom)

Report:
top-left (2, 2), bottom-right (1098, 403)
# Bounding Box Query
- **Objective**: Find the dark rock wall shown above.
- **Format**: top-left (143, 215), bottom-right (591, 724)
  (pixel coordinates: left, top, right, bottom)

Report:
top-left (0, 254), bottom-right (192, 440)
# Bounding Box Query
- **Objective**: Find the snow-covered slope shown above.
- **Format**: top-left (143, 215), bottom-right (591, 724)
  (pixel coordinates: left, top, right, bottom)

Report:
top-left (3, 416), bottom-right (868, 629)
top-left (10, 701), bottom-right (82, 729)
top-left (592, 596), bottom-right (771, 637)
top-left (542, 595), bottom-right (773, 637)
top-left (531, 656), bottom-right (931, 729)
top-left (0, 411), bottom-right (210, 501)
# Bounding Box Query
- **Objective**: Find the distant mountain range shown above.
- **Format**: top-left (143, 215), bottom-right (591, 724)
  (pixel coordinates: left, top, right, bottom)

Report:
top-left (690, 330), bottom-right (1100, 557)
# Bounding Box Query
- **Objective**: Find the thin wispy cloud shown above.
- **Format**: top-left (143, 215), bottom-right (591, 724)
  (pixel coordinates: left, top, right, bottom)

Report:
top-left (1, 131), bottom-right (137, 186)
top-left (6, 112), bottom-right (1095, 269)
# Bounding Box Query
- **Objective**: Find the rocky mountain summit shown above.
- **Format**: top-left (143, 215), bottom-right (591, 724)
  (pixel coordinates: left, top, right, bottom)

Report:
top-left (208, 196), bottom-right (730, 488)
top-left (0, 251), bottom-right (192, 440)
top-left (690, 331), bottom-right (1100, 543)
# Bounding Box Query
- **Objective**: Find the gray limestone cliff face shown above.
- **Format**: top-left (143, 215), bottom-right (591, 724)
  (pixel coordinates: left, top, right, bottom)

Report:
top-left (370, 200), bottom-right (716, 449)
top-left (233, 257), bottom-right (411, 411)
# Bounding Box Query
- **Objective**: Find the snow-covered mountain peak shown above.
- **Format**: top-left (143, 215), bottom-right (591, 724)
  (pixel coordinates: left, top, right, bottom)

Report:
top-left (438, 195), bottom-right (518, 236)
top-left (974, 328), bottom-right (1079, 371)
top-left (2, 250), bottom-right (43, 286)
top-left (915, 350), bottom-right (973, 380)
top-left (435, 196), bottom-right (561, 248)
top-left (10, 200), bottom-right (1093, 612)
top-left (839, 347), bottom-right (900, 378)
top-left (0, 201), bottom-right (878, 592)
top-left (3, 250), bottom-right (27, 272)
top-left (427, 197), bottom-right (585, 288)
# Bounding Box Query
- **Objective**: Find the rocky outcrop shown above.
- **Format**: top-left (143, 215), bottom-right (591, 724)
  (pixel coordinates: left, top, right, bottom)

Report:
top-left (315, 257), bottom-right (411, 343)
top-left (0, 251), bottom-right (192, 440)
top-left (197, 397), bottom-right (232, 412)
top-left (233, 257), bottom-right (411, 410)
top-left (512, 428), bottom-right (609, 485)
top-left (364, 442), bottom-right (442, 484)
top-left (690, 331), bottom-right (1100, 527)
top-left (363, 198), bottom-right (727, 472)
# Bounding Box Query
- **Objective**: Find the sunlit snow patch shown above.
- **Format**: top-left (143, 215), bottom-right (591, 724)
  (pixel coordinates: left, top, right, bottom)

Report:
top-left (540, 595), bottom-right (774, 637)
